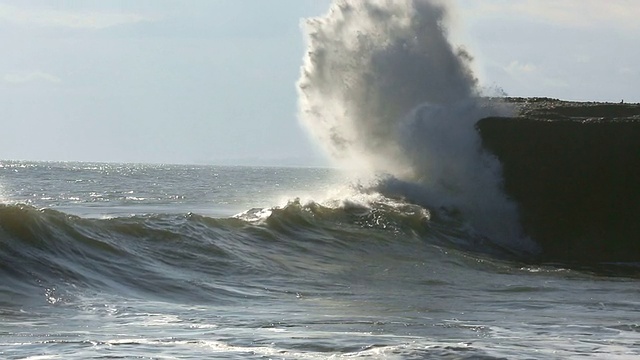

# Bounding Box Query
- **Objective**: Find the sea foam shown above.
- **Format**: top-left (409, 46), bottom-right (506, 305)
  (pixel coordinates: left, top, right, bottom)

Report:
top-left (297, 0), bottom-right (537, 253)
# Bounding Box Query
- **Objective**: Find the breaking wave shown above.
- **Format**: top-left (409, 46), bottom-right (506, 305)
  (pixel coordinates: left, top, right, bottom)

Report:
top-left (297, 0), bottom-right (536, 254)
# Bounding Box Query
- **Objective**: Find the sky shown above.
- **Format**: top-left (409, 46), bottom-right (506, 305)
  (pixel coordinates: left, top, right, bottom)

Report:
top-left (1, 0), bottom-right (639, 165)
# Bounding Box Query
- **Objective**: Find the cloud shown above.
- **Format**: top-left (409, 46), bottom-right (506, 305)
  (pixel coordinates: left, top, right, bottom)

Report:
top-left (541, 77), bottom-right (569, 89)
top-left (0, 3), bottom-right (151, 29)
top-left (505, 61), bottom-right (537, 75)
top-left (619, 67), bottom-right (638, 76)
top-left (503, 61), bottom-right (568, 89)
top-left (462, 0), bottom-right (640, 30)
top-left (3, 71), bottom-right (61, 84)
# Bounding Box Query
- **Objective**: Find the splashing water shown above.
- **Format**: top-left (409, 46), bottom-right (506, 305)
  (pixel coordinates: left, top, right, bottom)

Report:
top-left (297, 0), bottom-right (537, 254)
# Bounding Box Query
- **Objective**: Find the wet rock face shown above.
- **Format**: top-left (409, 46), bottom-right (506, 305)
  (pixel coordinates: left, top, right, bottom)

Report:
top-left (476, 98), bottom-right (640, 263)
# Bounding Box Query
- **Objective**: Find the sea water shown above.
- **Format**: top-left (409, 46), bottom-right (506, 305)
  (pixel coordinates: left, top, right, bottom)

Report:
top-left (1, 161), bottom-right (638, 359)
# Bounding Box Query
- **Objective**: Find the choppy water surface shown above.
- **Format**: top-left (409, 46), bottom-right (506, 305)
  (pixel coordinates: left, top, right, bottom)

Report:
top-left (1, 161), bottom-right (638, 359)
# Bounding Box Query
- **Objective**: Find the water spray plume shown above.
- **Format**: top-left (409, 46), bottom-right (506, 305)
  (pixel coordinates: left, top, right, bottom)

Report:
top-left (298, 0), bottom-right (478, 174)
top-left (297, 0), bottom-right (537, 254)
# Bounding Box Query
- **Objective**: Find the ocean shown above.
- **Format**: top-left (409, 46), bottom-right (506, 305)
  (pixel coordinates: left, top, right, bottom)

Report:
top-left (1, 161), bottom-right (638, 359)
top-left (3, 0), bottom-right (640, 358)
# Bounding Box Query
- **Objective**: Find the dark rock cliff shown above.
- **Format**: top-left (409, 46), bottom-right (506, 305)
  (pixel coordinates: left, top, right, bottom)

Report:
top-left (476, 98), bottom-right (640, 263)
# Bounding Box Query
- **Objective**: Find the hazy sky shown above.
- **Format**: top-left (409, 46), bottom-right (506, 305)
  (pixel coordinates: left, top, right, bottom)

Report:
top-left (1, 0), bottom-right (639, 165)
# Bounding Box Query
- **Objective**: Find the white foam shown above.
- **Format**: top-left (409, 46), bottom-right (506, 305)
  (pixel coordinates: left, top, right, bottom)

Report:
top-left (0, 181), bottom-right (8, 204)
top-left (298, 0), bottom-right (537, 254)
top-left (298, 0), bottom-right (479, 175)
